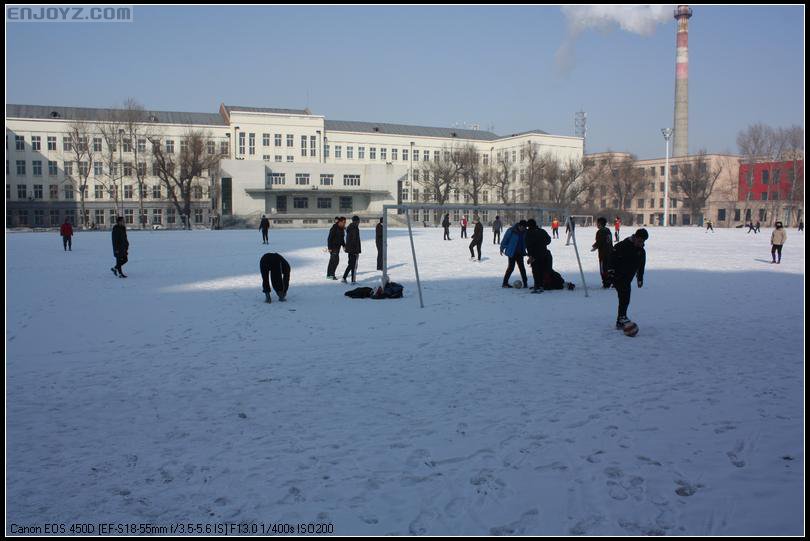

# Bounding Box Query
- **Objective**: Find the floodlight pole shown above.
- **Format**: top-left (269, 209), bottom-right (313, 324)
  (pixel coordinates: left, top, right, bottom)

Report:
top-left (662, 128), bottom-right (673, 227)
top-left (382, 208), bottom-right (388, 284)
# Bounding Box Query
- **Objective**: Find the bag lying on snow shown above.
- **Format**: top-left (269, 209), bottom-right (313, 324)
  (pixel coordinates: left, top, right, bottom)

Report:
top-left (373, 281), bottom-right (404, 299)
top-left (345, 287), bottom-right (375, 299)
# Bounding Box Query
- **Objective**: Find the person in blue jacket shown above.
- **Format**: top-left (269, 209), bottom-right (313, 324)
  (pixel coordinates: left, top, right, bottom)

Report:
top-left (500, 220), bottom-right (529, 288)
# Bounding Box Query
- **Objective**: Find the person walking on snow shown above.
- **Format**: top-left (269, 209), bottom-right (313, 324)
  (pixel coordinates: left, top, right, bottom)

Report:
top-left (614, 216), bottom-right (622, 242)
top-left (469, 216), bottom-right (484, 260)
top-left (705, 219), bottom-right (714, 232)
top-left (342, 216), bottom-right (362, 283)
top-left (260, 214), bottom-right (270, 244)
top-left (442, 213), bottom-right (452, 240)
top-left (500, 220), bottom-right (529, 289)
top-left (460, 215), bottom-right (468, 239)
top-left (565, 216), bottom-right (576, 246)
top-left (746, 221), bottom-right (756, 234)
top-left (326, 217), bottom-right (345, 279)
top-left (111, 216), bottom-right (129, 278)
top-left (375, 217), bottom-right (384, 271)
top-left (754, 220), bottom-right (761, 233)
top-left (492, 215), bottom-right (503, 244)
top-left (607, 228), bottom-right (648, 329)
top-left (592, 217), bottom-right (613, 288)
top-left (551, 217), bottom-right (560, 239)
top-left (259, 252), bottom-right (290, 303)
top-left (771, 221), bottom-right (787, 264)
top-left (60, 218), bottom-right (74, 251)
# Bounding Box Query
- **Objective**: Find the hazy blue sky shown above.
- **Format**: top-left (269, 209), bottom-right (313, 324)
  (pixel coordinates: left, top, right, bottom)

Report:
top-left (6, 5), bottom-right (804, 158)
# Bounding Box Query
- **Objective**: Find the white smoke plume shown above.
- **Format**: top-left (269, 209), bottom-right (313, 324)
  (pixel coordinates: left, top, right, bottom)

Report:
top-left (556, 5), bottom-right (674, 76)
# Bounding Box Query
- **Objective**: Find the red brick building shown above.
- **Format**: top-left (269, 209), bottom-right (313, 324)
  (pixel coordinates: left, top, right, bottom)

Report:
top-left (738, 160), bottom-right (803, 225)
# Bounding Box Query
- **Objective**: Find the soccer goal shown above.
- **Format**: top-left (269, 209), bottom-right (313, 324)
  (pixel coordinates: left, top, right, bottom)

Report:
top-left (569, 215), bottom-right (594, 227)
top-left (381, 203), bottom-right (590, 308)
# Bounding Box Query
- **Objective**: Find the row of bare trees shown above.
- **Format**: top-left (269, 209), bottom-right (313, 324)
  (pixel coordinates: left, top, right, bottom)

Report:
top-left (62, 99), bottom-right (224, 230)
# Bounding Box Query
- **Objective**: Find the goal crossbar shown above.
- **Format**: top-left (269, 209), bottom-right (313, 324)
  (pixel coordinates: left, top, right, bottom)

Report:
top-left (381, 204), bottom-right (588, 307)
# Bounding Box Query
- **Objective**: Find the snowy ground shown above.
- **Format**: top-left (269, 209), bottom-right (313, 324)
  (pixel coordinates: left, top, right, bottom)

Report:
top-left (6, 225), bottom-right (805, 535)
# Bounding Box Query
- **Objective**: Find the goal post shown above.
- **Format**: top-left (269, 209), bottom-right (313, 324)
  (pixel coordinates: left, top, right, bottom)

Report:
top-left (569, 215), bottom-right (594, 227)
top-left (381, 203), bottom-right (590, 307)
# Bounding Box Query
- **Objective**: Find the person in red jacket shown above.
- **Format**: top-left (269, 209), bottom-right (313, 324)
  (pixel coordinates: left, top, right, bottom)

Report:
top-left (614, 216), bottom-right (622, 242)
top-left (60, 218), bottom-right (74, 251)
top-left (551, 218), bottom-right (560, 239)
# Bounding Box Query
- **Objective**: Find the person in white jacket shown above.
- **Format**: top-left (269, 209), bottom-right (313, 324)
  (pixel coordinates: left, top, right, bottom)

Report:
top-left (770, 222), bottom-right (787, 264)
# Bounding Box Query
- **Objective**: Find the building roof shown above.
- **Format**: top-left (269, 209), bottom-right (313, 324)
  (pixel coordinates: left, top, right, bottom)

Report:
top-left (325, 119), bottom-right (501, 141)
top-left (223, 104), bottom-right (312, 116)
top-left (6, 104), bottom-right (226, 126)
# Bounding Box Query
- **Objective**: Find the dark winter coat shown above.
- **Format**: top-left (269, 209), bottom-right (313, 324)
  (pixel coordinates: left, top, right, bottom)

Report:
top-left (593, 226), bottom-right (613, 256)
top-left (492, 218), bottom-right (502, 232)
top-left (525, 227), bottom-right (551, 258)
top-left (442, 215), bottom-right (451, 228)
top-left (327, 224), bottom-right (345, 252)
top-left (345, 222), bottom-right (361, 254)
top-left (375, 222), bottom-right (383, 247)
top-left (111, 224), bottom-right (129, 256)
top-left (260, 217), bottom-right (270, 231)
top-left (471, 222), bottom-right (484, 242)
top-left (607, 237), bottom-right (646, 282)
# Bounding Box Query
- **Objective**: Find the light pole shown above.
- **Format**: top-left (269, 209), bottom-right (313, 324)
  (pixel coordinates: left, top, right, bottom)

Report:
top-left (118, 129), bottom-right (125, 221)
top-left (661, 128), bottom-right (673, 227)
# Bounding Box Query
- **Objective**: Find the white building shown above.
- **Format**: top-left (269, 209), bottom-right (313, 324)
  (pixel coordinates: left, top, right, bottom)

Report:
top-left (6, 103), bottom-right (583, 228)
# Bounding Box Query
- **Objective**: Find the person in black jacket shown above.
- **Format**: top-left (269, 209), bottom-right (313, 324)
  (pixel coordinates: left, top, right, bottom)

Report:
top-left (375, 218), bottom-right (384, 271)
top-left (259, 215), bottom-right (270, 244)
top-left (469, 216), bottom-right (484, 260)
top-left (591, 217), bottom-right (614, 288)
top-left (525, 219), bottom-right (552, 292)
top-left (492, 216), bottom-right (503, 244)
top-left (260, 252), bottom-right (290, 303)
top-left (342, 216), bottom-right (362, 283)
top-left (326, 217), bottom-right (345, 279)
top-left (607, 228), bottom-right (648, 328)
top-left (442, 213), bottom-right (451, 240)
top-left (111, 216), bottom-right (129, 278)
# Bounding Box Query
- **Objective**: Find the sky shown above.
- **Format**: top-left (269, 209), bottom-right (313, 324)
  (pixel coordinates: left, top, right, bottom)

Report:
top-left (5, 5), bottom-right (805, 159)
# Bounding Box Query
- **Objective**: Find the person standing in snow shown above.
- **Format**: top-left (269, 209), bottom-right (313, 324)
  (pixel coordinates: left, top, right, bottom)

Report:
top-left (607, 228), bottom-right (648, 329)
top-left (442, 213), bottom-right (452, 240)
top-left (326, 217), bottom-right (345, 279)
top-left (111, 216), bottom-right (129, 278)
top-left (259, 252), bottom-right (290, 303)
top-left (592, 217), bottom-right (614, 288)
top-left (746, 220), bottom-right (756, 234)
top-left (754, 220), bottom-right (761, 233)
top-left (500, 220), bottom-right (529, 289)
top-left (770, 221), bottom-right (787, 264)
top-left (460, 215), bottom-right (468, 239)
top-left (342, 216), bottom-right (362, 284)
top-left (614, 216), bottom-right (622, 242)
top-left (551, 217), bottom-right (560, 239)
top-left (259, 214), bottom-right (270, 244)
top-left (469, 216), bottom-right (484, 261)
top-left (60, 217), bottom-right (74, 251)
top-left (492, 215), bottom-right (503, 244)
top-left (375, 217), bottom-right (384, 271)
top-left (525, 218), bottom-right (552, 293)
top-left (797, 220), bottom-right (804, 232)
top-left (705, 220), bottom-right (714, 232)
top-left (565, 216), bottom-right (576, 246)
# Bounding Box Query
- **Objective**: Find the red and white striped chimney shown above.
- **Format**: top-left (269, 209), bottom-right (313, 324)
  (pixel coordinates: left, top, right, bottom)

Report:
top-left (673, 5), bottom-right (692, 157)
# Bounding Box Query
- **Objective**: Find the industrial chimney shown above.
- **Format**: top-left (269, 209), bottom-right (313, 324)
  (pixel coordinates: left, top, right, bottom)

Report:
top-left (673, 5), bottom-right (692, 157)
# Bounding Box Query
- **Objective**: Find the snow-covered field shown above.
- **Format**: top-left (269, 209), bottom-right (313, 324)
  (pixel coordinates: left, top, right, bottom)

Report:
top-left (6, 225), bottom-right (805, 535)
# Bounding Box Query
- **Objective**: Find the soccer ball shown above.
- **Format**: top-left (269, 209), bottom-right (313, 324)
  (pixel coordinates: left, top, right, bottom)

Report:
top-left (623, 321), bottom-right (639, 337)
top-left (512, 280), bottom-right (523, 289)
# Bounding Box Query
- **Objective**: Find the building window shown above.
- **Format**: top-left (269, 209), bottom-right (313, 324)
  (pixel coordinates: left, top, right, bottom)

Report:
top-left (32, 160), bottom-right (42, 176)
top-left (286, 156), bottom-right (294, 163)
top-left (293, 197), bottom-right (308, 209)
top-left (343, 174), bottom-right (360, 186)
top-left (263, 133), bottom-right (271, 147)
top-left (286, 134), bottom-right (294, 147)
top-left (167, 207), bottom-right (176, 224)
top-left (275, 155), bottom-right (282, 162)
top-left (249, 133), bottom-right (256, 155)
top-left (238, 132), bottom-right (245, 155)
top-left (95, 185), bottom-right (104, 199)
top-left (124, 209), bottom-right (134, 224)
top-left (637, 198), bottom-right (645, 209)
top-left (347, 146), bottom-right (354, 159)
top-left (152, 209), bottom-right (162, 225)
top-left (320, 174), bottom-right (334, 186)
top-left (63, 185), bottom-right (74, 199)
top-left (391, 148), bottom-right (398, 161)
top-left (152, 185), bottom-right (161, 199)
top-left (270, 173), bottom-right (286, 185)
top-left (15, 135), bottom-right (25, 151)
top-left (31, 136), bottom-right (41, 151)
top-left (761, 170), bottom-right (769, 184)
top-left (32, 184), bottom-right (43, 199)
top-left (403, 149), bottom-right (409, 161)
top-left (94, 209), bottom-right (105, 226)
top-left (339, 196), bottom-right (352, 211)
top-left (761, 192), bottom-right (768, 201)
top-left (717, 208), bottom-right (726, 221)
top-left (165, 140), bottom-right (174, 153)
top-left (47, 136), bottom-right (56, 151)
top-left (16, 160), bottom-right (26, 176)
top-left (370, 147), bottom-right (376, 160)
top-left (381, 148), bottom-right (387, 161)
top-left (193, 185), bottom-right (203, 199)
top-left (295, 173), bottom-right (310, 185)
top-left (195, 208), bottom-right (203, 223)
top-left (124, 185), bottom-right (133, 199)
top-left (317, 197), bottom-right (332, 209)
top-left (49, 184), bottom-right (59, 200)
top-left (301, 136), bottom-right (307, 157)
top-left (275, 134), bottom-right (282, 147)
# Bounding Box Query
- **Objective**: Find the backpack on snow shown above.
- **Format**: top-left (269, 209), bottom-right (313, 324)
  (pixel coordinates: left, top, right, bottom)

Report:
top-left (345, 287), bottom-right (374, 299)
top-left (372, 281), bottom-right (404, 299)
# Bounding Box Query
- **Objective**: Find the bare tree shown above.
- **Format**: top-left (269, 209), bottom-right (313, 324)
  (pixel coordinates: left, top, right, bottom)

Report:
top-left (523, 142), bottom-right (548, 205)
top-left (491, 155), bottom-right (516, 205)
top-left (456, 144), bottom-right (490, 206)
top-left (546, 156), bottom-right (592, 212)
top-left (96, 110), bottom-right (124, 217)
top-left (777, 125), bottom-right (804, 226)
top-left (671, 151), bottom-right (723, 225)
top-left (151, 130), bottom-right (224, 230)
top-left (602, 153), bottom-right (645, 214)
top-left (120, 99), bottom-right (158, 229)
top-left (64, 121), bottom-right (96, 229)
top-left (417, 146), bottom-right (463, 215)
